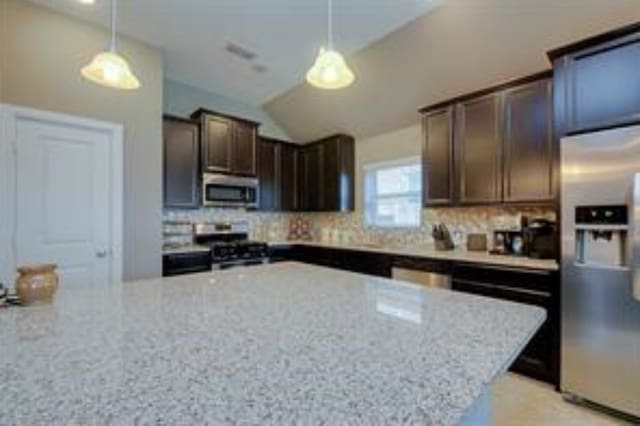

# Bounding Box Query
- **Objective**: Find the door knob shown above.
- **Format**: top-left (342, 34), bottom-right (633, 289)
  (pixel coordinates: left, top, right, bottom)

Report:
top-left (96, 250), bottom-right (108, 258)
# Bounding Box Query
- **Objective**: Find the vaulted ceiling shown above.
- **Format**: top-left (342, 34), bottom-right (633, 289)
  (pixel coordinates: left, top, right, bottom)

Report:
top-left (264, 0), bottom-right (640, 141)
top-left (27, 0), bottom-right (441, 105)
top-left (25, 0), bottom-right (640, 142)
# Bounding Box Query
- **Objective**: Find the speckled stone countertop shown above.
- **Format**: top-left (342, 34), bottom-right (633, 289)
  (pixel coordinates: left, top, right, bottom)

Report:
top-left (0, 263), bottom-right (545, 425)
top-left (269, 240), bottom-right (559, 271)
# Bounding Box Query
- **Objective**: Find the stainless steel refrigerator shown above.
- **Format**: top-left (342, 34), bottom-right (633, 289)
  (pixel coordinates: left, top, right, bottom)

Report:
top-left (561, 125), bottom-right (640, 418)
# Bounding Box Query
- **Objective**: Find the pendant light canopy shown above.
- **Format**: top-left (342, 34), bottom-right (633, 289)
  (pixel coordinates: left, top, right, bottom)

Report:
top-left (81, 0), bottom-right (140, 90)
top-left (306, 0), bottom-right (355, 90)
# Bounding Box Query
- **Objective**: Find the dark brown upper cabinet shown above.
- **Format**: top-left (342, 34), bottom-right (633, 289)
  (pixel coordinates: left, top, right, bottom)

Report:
top-left (422, 107), bottom-right (454, 206)
top-left (257, 138), bottom-right (280, 211)
top-left (297, 135), bottom-right (354, 212)
top-left (256, 138), bottom-right (300, 212)
top-left (420, 71), bottom-right (554, 207)
top-left (191, 108), bottom-right (259, 176)
top-left (456, 93), bottom-right (503, 204)
top-left (163, 115), bottom-right (200, 209)
top-left (234, 121), bottom-right (258, 175)
top-left (297, 143), bottom-right (325, 212)
top-left (549, 23), bottom-right (640, 136)
top-left (279, 143), bottom-right (298, 211)
top-left (321, 135), bottom-right (355, 211)
top-left (503, 79), bottom-right (554, 202)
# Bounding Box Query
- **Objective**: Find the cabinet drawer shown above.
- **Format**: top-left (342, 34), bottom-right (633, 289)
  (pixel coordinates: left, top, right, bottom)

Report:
top-left (163, 252), bottom-right (212, 276)
top-left (453, 263), bottom-right (555, 293)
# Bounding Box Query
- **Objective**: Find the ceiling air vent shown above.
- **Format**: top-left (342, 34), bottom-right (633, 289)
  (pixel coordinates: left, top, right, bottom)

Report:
top-left (225, 43), bottom-right (257, 61)
top-left (252, 64), bottom-right (267, 74)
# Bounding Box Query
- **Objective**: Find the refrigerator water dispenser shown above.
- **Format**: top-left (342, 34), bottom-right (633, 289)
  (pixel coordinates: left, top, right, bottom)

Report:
top-left (574, 205), bottom-right (628, 268)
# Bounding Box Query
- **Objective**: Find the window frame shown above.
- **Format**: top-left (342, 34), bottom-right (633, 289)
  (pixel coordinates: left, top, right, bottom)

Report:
top-left (363, 156), bottom-right (422, 229)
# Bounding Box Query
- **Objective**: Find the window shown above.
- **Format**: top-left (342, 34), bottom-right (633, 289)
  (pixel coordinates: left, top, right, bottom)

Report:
top-left (364, 158), bottom-right (422, 228)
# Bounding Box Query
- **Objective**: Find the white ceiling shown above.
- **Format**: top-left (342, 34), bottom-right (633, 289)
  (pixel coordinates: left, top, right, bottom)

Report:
top-left (28, 0), bottom-right (442, 105)
top-left (265, 0), bottom-right (640, 141)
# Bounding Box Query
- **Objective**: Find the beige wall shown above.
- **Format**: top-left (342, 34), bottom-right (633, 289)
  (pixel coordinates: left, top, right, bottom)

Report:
top-left (0, 0), bottom-right (163, 280)
top-left (354, 123), bottom-right (421, 210)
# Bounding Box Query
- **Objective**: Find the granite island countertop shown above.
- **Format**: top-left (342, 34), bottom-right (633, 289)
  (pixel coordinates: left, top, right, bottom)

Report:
top-left (269, 240), bottom-right (559, 271)
top-left (0, 262), bottom-right (545, 425)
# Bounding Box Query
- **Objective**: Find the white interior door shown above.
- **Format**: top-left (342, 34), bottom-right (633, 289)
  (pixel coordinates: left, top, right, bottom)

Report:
top-left (15, 117), bottom-right (113, 287)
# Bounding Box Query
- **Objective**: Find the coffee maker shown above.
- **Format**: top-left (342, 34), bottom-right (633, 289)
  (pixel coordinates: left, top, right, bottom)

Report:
top-left (523, 218), bottom-right (557, 259)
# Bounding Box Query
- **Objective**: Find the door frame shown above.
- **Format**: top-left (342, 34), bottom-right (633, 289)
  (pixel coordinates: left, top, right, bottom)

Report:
top-left (0, 104), bottom-right (124, 286)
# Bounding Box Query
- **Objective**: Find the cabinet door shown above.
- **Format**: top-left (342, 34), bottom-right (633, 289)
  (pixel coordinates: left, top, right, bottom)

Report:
top-left (322, 136), bottom-right (355, 211)
top-left (257, 139), bottom-right (279, 211)
top-left (298, 144), bottom-right (325, 211)
top-left (422, 107), bottom-right (454, 206)
top-left (456, 94), bottom-right (503, 204)
top-left (202, 115), bottom-right (232, 173)
top-left (504, 79), bottom-right (554, 202)
top-left (163, 117), bottom-right (200, 208)
top-left (162, 251), bottom-right (212, 276)
top-left (560, 32), bottom-right (640, 134)
top-left (279, 143), bottom-right (298, 211)
top-left (232, 121), bottom-right (257, 176)
top-left (452, 278), bottom-right (556, 383)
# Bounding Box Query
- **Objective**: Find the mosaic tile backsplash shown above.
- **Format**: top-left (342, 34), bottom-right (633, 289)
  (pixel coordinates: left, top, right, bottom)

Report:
top-left (164, 206), bottom-right (556, 250)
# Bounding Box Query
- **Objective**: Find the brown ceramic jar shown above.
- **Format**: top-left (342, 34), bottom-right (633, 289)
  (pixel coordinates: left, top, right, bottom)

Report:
top-left (15, 264), bottom-right (59, 305)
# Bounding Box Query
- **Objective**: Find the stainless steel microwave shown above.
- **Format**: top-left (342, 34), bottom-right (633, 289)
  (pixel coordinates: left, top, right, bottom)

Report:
top-left (202, 173), bottom-right (259, 208)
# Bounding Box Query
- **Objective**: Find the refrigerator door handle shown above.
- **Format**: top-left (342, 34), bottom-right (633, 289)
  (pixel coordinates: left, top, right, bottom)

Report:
top-left (632, 173), bottom-right (640, 301)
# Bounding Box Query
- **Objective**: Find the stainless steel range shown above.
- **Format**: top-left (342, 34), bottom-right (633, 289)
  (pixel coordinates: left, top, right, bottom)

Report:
top-left (194, 222), bottom-right (268, 270)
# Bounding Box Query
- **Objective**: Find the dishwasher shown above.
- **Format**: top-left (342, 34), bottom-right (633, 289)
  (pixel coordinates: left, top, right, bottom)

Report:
top-left (391, 257), bottom-right (452, 289)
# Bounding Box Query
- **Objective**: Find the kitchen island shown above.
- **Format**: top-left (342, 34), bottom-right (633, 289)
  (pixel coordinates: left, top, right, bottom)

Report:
top-left (0, 262), bottom-right (544, 425)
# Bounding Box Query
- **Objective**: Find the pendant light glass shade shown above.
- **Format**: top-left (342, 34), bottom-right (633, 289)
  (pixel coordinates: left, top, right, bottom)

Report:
top-left (306, 47), bottom-right (354, 89)
top-left (81, 0), bottom-right (140, 90)
top-left (81, 50), bottom-right (140, 90)
top-left (306, 0), bottom-right (355, 90)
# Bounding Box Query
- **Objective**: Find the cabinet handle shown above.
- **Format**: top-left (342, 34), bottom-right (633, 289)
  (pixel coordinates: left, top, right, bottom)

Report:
top-left (458, 263), bottom-right (552, 276)
top-left (454, 278), bottom-right (551, 298)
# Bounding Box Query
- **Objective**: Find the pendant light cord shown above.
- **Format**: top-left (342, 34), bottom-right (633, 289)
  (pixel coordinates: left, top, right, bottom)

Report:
top-left (327, 0), bottom-right (333, 49)
top-left (110, 0), bottom-right (117, 51)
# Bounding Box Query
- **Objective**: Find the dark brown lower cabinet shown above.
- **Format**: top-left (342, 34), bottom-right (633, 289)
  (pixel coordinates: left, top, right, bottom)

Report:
top-left (163, 251), bottom-right (212, 276)
top-left (452, 263), bottom-right (559, 387)
top-left (269, 244), bottom-right (560, 386)
top-left (269, 245), bottom-right (391, 278)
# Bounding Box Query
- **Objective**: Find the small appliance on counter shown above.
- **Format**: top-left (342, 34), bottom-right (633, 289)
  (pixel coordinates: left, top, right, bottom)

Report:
top-left (490, 229), bottom-right (524, 256)
top-left (194, 221), bottom-right (268, 270)
top-left (523, 218), bottom-right (557, 259)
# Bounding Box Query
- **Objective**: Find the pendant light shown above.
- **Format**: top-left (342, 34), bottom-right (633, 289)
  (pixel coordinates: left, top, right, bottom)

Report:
top-left (306, 0), bottom-right (355, 90)
top-left (81, 0), bottom-right (140, 90)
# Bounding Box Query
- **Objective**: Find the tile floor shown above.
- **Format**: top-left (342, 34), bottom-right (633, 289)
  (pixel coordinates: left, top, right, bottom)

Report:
top-left (492, 374), bottom-right (633, 425)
